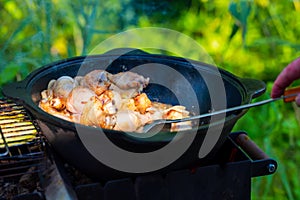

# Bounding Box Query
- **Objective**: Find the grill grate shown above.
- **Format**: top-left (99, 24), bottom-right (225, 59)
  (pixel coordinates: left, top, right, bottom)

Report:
top-left (0, 98), bottom-right (46, 179)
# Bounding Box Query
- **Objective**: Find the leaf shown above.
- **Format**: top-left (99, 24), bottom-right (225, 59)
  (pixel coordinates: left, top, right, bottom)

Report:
top-left (240, 0), bottom-right (251, 41)
top-left (240, 0), bottom-right (251, 26)
top-left (228, 0), bottom-right (252, 43)
top-left (229, 23), bottom-right (240, 41)
top-left (228, 2), bottom-right (239, 19)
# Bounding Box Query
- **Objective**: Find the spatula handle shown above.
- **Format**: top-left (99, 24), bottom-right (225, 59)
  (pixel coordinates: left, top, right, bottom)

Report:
top-left (283, 86), bottom-right (300, 102)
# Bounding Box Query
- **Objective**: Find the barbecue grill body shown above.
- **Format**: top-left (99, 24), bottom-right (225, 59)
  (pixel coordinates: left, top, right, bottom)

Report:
top-left (2, 49), bottom-right (266, 180)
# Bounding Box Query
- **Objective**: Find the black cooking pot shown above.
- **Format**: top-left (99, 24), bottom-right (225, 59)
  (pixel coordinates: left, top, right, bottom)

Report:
top-left (2, 49), bottom-right (265, 180)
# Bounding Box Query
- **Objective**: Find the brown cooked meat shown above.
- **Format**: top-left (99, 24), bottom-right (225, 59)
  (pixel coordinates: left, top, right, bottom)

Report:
top-left (39, 70), bottom-right (191, 132)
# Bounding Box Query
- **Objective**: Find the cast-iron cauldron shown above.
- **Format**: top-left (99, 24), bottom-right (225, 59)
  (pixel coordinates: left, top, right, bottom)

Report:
top-left (2, 49), bottom-right (265, 180)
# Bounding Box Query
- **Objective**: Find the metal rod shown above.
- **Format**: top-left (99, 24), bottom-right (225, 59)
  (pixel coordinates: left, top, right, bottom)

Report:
top-left (0, 127), bottom-right (10, 157)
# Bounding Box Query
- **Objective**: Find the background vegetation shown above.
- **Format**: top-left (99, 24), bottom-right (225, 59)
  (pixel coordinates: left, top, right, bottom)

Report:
top-left (1, 0), bottom-right (300, 199)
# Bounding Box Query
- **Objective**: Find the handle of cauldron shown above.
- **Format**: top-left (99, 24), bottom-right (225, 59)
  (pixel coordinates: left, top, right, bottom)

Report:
top-left (230, 131), bottom-right (277, 177)
top-left (2, 81), bottom-right (27, 102)
top-left (239, 78), bottom-right (266, 99)
top-left (234, 133), bottom-right (269, 160)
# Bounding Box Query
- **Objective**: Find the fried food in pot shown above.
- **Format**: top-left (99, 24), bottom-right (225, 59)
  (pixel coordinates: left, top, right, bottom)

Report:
top-left (39, 70), bottom-right (191, 132)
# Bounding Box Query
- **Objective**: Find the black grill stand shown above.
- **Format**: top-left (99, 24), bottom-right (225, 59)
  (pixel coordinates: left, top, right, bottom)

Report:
top-left (47, 131), bottom-right (277, 200)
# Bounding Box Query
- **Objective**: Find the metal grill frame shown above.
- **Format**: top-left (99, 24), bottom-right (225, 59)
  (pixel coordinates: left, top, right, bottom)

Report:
top-left (0, 98), bottom-right (46, 179)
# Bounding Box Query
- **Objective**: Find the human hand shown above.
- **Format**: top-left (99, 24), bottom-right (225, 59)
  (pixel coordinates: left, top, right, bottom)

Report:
top-left (271, 57), bottom-right (300, 105)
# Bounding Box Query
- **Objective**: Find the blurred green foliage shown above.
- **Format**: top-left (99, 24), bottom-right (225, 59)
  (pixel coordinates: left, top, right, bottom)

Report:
top-left (1, 0), bottom-right (300, 199)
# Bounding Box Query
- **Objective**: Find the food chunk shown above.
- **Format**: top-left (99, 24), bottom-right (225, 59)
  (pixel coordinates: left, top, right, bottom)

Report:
top-left (84, 70), bottom-right (111, 95)
top-left (134, 93), bottom-right (152, 114)
top-left (108, 72), bottom-right (149, 98)
top-left (66, 86), bottom-right (95, 114)
top-left (39, 76), bottom-right (76, 113)
top-left (114, 110), bottom-right (141, 132)
top-left (80, 96), bottom-right (117, 129)
top-left (49, 76), bottom-right (76, 100)
top-left (163, 106), bottom-right (192, 132)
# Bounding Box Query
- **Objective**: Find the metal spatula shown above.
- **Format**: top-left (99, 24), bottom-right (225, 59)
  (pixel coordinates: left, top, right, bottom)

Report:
top-left (142, 86), bottom-right (300, 133)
